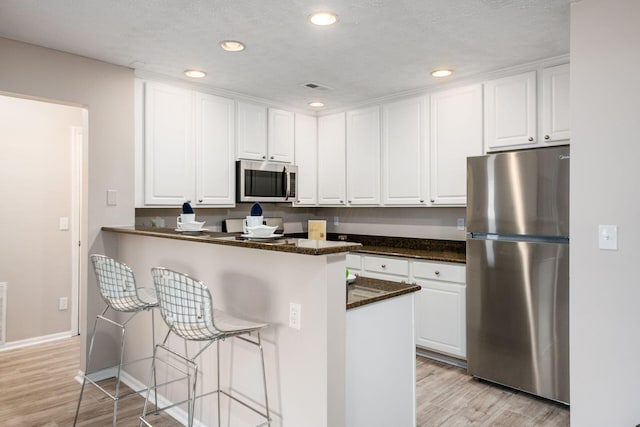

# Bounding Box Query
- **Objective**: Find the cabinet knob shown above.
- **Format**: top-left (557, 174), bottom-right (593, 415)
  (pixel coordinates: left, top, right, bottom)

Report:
top-left (420, 199), bottom-right (424, 203)
top-left (528, 137), bottom-right (534, 142)
top-left (430, 199), bottom-right (435, 203)
top-left (544, 134), bottom-right (550, 140)
top-left (270, 156), bottom-right (275, 160)
top-left (340, 200), bottom-right (344, 204)
top-left (348, 200), bottom-right (352, 203)
top-left (198, 199), bottom-right (203, 203)
top-left (435, 271), bottom-right (440, 277)
top-left (296, 199), bottom-right (300, 203)
top-left (262, 155), bottom-right (266, 159)
top-left (381, 264), bottom-right (387, 269)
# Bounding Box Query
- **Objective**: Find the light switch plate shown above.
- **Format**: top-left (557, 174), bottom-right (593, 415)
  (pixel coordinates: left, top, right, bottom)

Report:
top-left (107, 189), bottom-right (117, 206)
top-left (457, 218), bottom-right (465, 230)
top-left (599, 225), bottom-right (618, 250)
top-left (59, 217), bottom-right (69, 230)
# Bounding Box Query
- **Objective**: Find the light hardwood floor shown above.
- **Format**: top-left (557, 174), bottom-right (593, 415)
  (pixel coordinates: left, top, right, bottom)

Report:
top-left (0, 336), bottom-right (569, 426)
top-left (416, 356), bottom-right (570, 427)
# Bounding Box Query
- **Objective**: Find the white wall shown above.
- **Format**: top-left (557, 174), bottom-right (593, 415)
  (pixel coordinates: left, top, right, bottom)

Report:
top-left (0, 37), bottom-right (135, 367)
top-left (0, 95), bottom-right (82, 342)
top-left (570, 1), bottom-right (640, 425)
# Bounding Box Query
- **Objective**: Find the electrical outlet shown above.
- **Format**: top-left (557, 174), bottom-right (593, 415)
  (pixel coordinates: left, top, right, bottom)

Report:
top-left (333, 216), bottom-right (339, 226)
top-left (59, 297), bottom-right (68, 311)
top-left (457, 218), bottom-right (465, 230)
top-left (289, 303), bottom-right (301, 330)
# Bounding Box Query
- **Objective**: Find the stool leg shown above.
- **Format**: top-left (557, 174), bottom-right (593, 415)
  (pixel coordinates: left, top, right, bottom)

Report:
top-left (112, 322), bottom-right (127, 427)
top-left (189, 361), bottom-right (199, 427)
top-left (140, 343), bottom-right (159, 427)
top-left (217, 340), bottom-right (221, 427)
top-left (73, 308), bottom-right (105, 426)
top-left (151, 310), bottom-right (158, 413)
top-left (257, 332), bottom-right (271, 424)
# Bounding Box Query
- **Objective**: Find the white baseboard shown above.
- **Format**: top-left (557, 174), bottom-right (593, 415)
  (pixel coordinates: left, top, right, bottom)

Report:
top-left (119, 370), bottom-right (205, 427)
top-left (0, 331), bottom-right (74, 352)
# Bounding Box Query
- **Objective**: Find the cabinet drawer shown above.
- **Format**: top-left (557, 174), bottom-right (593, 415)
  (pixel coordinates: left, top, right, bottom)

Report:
top-left (346, 253), bottom-right (362, 270)
top-left (412, 261), bottom-right (465, 283)
top-left (363, 256), bottom-right (409, 277)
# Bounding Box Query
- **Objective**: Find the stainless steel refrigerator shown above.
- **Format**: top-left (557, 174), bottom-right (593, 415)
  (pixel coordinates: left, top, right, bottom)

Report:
top-left (466, 145), bottom-right (569, 404)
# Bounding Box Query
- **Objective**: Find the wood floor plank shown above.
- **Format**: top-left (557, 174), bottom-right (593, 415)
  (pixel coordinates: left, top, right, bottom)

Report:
top-left (1, 337), bottom-right (570, 426)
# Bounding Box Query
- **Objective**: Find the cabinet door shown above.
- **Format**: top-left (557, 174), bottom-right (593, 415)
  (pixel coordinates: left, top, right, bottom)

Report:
top-left (194, 93), bottom-right (235, 206)
top-left (382, 96), bottom-right (428, 205)
top-left (318, 112), bottom-right (346, 205)
top-left (484, 71), bottom-right (537, 150)
top-left (347, 106), bottom-right (381, 205)
top-left (268, 108), bottom-right (295, 162)
top-left (415, 279), bottom-right (466, 358)
top-left (293, 113), bottom-right (318, 205)
top-left (144, 82), bottom-right (193, 205)
top-left (542, 64), bottom-right (570, 143)
top-left (430, 84), bottom-right (483, 205)
top-left (236, 101), bottom-right (267, 160)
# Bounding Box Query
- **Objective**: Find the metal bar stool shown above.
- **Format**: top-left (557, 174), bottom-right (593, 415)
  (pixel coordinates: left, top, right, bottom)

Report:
top-left (139, 267), bottom-right (270, 427)
top-left (74, 254), bottom-right (159, 426)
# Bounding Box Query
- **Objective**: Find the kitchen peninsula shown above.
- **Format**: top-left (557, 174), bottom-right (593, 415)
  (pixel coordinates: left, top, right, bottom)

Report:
top-left (103, 226), bottom-right (419, 427)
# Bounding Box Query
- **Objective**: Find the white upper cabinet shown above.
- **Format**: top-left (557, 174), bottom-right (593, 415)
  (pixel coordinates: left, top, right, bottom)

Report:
top-left (236, 103), bottom-right (294, 163)
top-left (194, 92), bottom-right (235, 206)
top-left (429, 84), bottom-right (483, 205)
top-left (346, 106), bottom-right (381, 205)
top-left (236, 101), bottom-right (268, 160)
top-left (268, 108), bottom-right (295, 162)
top-left (318, 112), bottom-right (346, 205)
top-left (542, 63), bottom-right (570, 143)
top-left (142, 81), bottom-right (235, 207)
top-left (294, 113), bottom-right (318, 205)
top-left (484, 71), bottom-right (537, 151)
top-left (382, 96), bottom-right (428, 205)
top-left (144, 82), bottom-right (193, 205)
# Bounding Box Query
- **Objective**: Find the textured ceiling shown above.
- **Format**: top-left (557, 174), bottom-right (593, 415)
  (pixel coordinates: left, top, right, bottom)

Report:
top-left (0, 0), bottom-right (570, 111)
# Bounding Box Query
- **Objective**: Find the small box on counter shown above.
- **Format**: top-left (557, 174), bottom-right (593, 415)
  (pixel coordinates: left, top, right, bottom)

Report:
top-left (308, 220), bottom-right (326, 240)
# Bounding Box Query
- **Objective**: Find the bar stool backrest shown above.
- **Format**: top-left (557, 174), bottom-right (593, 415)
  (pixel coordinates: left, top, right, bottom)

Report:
top-left (90, 254), bottom-right (151, 312)
top-left (151, 267), bottom-right (220, 341)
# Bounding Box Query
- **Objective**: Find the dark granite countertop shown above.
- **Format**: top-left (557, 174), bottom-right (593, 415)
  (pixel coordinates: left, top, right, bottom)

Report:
top-left (328, 233), bottom-right (466, 264)
top-left (102, 226), bottom-right (362, 256)
top-left (347, 276), bottom-right (421, 310)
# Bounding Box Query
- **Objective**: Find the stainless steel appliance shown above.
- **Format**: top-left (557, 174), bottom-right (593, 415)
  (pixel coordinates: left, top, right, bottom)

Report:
top-left (466, 145), bottom-right (569, 404)
top-left (236, 160), bottom-right (297, 203)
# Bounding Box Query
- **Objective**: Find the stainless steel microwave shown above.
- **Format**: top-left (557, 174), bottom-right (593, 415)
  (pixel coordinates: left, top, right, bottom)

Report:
top-left (236, 160), bottom-right (298, 203)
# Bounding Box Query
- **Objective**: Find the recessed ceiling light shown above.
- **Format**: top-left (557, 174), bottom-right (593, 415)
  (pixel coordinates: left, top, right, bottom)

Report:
top-left (431, 69), bottom-right (453, 78)
top-left (184, 69), bottom-right (207, 78)
top-left (309, 101), bottom-right (325, 108)
top-left (220, 40), bottom-right (246, 52)
top-left (309, 11), bottom-right (338, 26)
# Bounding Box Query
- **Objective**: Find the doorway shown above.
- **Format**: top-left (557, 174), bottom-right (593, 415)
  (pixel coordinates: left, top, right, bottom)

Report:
top-left (0, 93), bottom-right (85, 345)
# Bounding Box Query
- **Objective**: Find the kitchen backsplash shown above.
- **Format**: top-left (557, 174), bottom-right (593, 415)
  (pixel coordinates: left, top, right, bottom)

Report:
top-left (135, 205), bottom-right (467, 241)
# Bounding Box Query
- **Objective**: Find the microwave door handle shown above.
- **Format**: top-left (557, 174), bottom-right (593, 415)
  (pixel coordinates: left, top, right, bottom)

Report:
top-left (283, 166), bottom-right (291, 200)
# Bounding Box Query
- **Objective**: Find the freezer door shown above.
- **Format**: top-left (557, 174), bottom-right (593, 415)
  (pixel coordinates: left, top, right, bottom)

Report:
top-left (466, 238), bottom-right (569, 403)
top-left (467, 146), bottom-right (569, 237)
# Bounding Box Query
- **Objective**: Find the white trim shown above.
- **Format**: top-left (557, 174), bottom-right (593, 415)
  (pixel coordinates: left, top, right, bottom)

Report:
top-left (119, 370), bottom-right (205, 427)
top-left (0, 331), bottom-right (73, 352)
top-left (70, 126), bottom-right (83, 336)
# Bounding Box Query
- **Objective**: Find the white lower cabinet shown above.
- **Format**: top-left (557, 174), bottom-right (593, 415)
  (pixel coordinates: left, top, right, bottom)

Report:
top-left (351, 252), bottom-right (467, 359)
top-left (346, 294), bottom-right (416, 427)
top-left (362, 255), bottom-right (409, 282)
top-left (413, 261), bottom-right (466, 358)
top-left (346, 253), bottom-right (362, 276)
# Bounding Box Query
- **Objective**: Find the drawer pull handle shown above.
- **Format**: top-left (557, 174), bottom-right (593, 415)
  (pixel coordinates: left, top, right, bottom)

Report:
top-left (381, 264), bottom-right (387, 268)
top-left (435, 271), bottom-right (440, 276)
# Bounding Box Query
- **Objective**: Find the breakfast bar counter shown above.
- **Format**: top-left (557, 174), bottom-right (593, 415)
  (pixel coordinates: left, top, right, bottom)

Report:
top-left (102, 226), bottom-right (418, 427)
